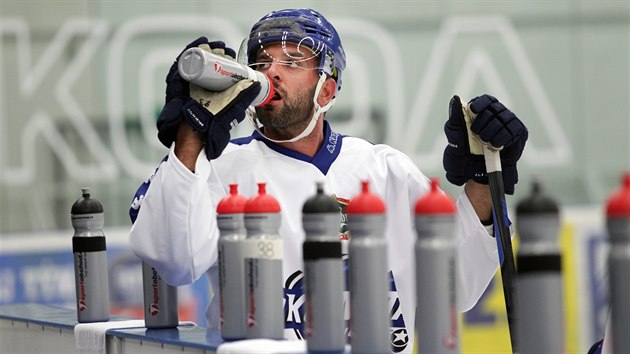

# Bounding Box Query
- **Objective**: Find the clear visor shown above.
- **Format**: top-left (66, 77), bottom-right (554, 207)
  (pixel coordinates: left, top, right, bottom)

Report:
top-left (237, 35), bottom-right (329, 73)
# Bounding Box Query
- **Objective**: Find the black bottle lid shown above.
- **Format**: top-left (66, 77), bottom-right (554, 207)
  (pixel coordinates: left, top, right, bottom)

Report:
top-left (303, 182), bottom-right (339, 214)
top-left (516, 179), bottom-right (559, 215)
top-left (71, 187), bottom-right (104, 215)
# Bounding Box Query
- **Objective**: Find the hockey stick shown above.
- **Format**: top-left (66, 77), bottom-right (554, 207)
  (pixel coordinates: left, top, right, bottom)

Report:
top-left (463, 104), bottom-right (518, 353)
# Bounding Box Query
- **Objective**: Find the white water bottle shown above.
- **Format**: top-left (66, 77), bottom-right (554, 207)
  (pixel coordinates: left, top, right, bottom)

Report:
top-left (178, 47), bottom-right (274, 107)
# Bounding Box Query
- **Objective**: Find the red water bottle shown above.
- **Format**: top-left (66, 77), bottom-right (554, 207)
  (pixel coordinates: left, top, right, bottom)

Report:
top-left (346, 181), bottom-right (389, 354)
top-left (414, 178), bottom-right (458, 353)
top-left (217, 184), bottom-right (248, 340)
top-left (605, 172), bottom-right (630, 353)
top-left (244, 183), bottom-right (284, 339)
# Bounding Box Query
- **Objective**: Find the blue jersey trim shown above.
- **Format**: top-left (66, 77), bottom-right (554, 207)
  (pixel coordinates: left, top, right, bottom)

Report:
top-left (230, 135), bottom-right (257, 145)
top-left (129, 154), bottom-right (169, 224)
top-left (230, 121), bottom-right (343, 175)
top-left (587, 339), bottom-right (603, 354)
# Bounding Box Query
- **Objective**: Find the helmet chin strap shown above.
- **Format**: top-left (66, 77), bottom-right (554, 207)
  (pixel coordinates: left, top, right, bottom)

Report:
top-left (250, 73), bottom-right (335, 143)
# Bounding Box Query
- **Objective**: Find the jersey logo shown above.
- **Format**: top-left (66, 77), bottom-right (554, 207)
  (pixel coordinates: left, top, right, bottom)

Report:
top-left (282, 268), bottom-right (408, 352)
top-left (389, 273), bottom-right (409, 352)
top-left (283, 271), bottom-right (306, 339)
top-left (334, 195), bottom-right (350, 240)
top-left (277, 194), bottom-right (408, 352)
top-left (327, 131), bottom-right (340, 154)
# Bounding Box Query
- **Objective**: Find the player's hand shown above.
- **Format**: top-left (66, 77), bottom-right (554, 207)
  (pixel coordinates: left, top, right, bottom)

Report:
top-left (156, 36), bottom-right (213, 148)
top-left (443, 94), bottom-right (528, 194)
top-left (156, 37), bottom-right (261, 160)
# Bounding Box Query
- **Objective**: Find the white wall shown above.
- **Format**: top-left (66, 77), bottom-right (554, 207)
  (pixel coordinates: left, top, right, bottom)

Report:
top-left (0, 1), bottom-right (628, 233)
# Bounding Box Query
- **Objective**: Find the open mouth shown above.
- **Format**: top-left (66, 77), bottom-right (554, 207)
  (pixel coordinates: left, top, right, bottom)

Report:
top-left (260, 89), bottom-right (282, 109)
top-left (271, 90), bottom-right (282, 102)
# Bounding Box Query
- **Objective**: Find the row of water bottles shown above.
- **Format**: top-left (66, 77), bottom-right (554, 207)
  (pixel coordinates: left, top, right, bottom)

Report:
top-left (69, 171), bottom-right (630, 354)
top-left (214, 175), bottom-right (630, 354)
top-left (215, 179), bottom-right (459, 354)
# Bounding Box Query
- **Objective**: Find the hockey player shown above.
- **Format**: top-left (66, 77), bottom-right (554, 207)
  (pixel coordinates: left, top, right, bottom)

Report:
top-left (129, 8), bottom-right (528, 353)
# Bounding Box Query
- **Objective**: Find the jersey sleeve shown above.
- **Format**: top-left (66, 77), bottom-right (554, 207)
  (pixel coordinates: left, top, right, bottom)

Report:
top-left (453, 191), bottom-right (502, 311)
top-left (380, 147), bottom-right (499, 312)
top-left (128, 145), bottom-right (222, 286)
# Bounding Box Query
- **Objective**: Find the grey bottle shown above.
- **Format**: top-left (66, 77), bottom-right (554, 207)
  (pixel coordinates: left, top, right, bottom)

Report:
top-left (605, 173), bottom-right (630, 353)
top-left (71, 187), bottom-right (110, 323)
top-left (414, 178), bottom-right (459, 353)
top-left (302, 182), bottom-right (345, 353)
top-left (142, 262), bottom-right (178, 328)
top-left (515, 180), bottom-right (564, 354)
top-left (244, 183), bottom-right (284, 340)
top-left (216, 184), bottom-right (248, 340)
top-left (346, 181), bottom-right (390, 354)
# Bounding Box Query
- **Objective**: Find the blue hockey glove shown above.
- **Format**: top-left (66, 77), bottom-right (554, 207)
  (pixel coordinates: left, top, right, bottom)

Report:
top-left (443, 94), bottom-right (528, 194)
top-left (156, 37), bottom-right (260, 159)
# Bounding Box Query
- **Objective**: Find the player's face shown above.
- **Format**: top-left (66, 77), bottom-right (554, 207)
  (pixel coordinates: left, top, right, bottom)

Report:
top-left (252, 42), bottom-right (320, 140)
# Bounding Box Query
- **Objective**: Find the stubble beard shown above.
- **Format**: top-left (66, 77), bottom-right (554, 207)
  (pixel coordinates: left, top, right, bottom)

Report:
top-left (255, 85), bottom-right (316, 140)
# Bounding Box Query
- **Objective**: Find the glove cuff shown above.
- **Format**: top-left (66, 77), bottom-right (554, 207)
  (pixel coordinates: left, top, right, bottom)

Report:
top-left (157, 98), bottom-right (186, 148)
top-left (502, 163), bottom-right (518, 195)
top-left (182, 99), bottom-right (211, 134)
top-left (443, 146), bottom-right (488, 186)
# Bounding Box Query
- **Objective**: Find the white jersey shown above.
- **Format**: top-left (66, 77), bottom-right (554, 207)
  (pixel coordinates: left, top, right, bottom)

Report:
top-left (129, 121), bottom-right (501, 353)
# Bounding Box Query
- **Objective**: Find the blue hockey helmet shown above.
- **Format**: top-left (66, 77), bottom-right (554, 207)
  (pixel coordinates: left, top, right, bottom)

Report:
top-left (244, 8), bottom-right (347, 92)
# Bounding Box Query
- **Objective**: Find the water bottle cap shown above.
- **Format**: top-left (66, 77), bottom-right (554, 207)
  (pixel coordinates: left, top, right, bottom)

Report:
top-left (245, 183), bottom-right (281, 213)
top-left (516, 179), bottom-right (559, 215)
top-left (71, 187), bottom-right (104, 214)
top-left (302, 182), bottom-right (339, 214)
top-left (606, 172), bottom-right (630, 217)
top-left (217, 184), bottom-right (247, 214)
top-left (346, 181), bottom-right (386, 214)
top-left (255, 74), bottom-right (275, 107)
top-left (414, 178), bottom-right (455, 215)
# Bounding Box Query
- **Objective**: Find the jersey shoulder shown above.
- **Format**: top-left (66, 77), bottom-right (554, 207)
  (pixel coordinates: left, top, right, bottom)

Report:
top-left (341, 135), bottom-right (412, 161)
top-left (221, 136), bottom-right (271, 158)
